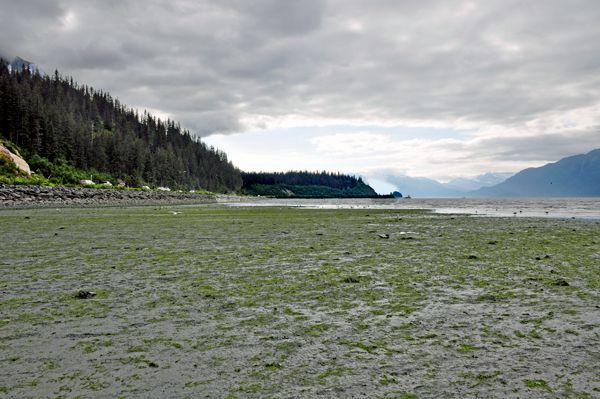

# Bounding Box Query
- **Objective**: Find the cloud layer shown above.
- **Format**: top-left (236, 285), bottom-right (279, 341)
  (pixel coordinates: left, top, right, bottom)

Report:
top-left (2, 0), bottom-right (600, 178)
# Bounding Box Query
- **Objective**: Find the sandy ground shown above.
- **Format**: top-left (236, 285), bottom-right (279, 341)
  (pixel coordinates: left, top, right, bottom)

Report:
top-left (0, 204), bottom-right (599, 398)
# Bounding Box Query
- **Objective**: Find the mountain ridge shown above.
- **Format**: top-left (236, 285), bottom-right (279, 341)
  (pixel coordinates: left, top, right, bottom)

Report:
top-left (3, 56), bottom-right (46, 76)
top-left (466, 149), bottom-right (600, 198)
top-left (382, 172), bottom-right (513, 198)
top-left (444, 172), bottom-right (514, 191)
top-left (380, 150), bottom-right (599, 198)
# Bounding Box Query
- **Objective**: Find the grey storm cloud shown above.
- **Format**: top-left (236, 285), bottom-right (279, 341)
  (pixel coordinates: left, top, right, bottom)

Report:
top-left (2, 0), bottom-right (600, 138)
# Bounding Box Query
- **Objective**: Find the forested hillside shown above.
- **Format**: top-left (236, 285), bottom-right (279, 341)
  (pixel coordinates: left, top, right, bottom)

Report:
top-left (241, 171), bottom-right (383, 198)
top-left (0, 62), bottom-right (242, 192)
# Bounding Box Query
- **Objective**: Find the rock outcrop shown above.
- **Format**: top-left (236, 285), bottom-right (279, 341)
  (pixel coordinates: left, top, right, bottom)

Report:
top-left (0, 143), bottom-right (31, 174)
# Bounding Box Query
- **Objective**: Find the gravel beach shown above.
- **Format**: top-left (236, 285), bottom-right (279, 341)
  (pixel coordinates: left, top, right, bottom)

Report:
top-left (0, 203), bottom-right (599, 398)
top-left (0, 184), bottom-right (256, 209)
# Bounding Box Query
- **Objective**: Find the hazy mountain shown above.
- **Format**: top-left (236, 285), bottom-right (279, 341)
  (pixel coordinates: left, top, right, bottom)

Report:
top-left (467, 149), bottom-right (600, 197)
top-left (382, 172), bottom-right (513, 198)
top-left (4, 57), bottom-right (46, 76)
top-left (443, 172), bottom-right (514, 191)
top-left (384, 175), bottom-right (465, 198)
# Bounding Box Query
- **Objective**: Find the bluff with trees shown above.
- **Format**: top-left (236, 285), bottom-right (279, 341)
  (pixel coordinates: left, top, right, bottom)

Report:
top-left (0, 61), bottom-right (242, 192)
top-left (241, 171), bottom-right (384, 198)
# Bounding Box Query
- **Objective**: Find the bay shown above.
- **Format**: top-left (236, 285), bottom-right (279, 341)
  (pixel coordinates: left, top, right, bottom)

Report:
top-left (226, 197), bottom-right (600, 220)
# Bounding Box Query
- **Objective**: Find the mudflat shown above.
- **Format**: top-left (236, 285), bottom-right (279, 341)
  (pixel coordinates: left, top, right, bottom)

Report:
top-left (0, 205), bottom-right (599, 398)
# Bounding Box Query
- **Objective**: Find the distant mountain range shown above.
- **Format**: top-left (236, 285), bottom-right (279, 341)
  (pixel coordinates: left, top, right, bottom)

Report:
top-left (383, 149), bottom-right (600, 198)
top-left (2, 56), bottom-right (46, 76)
top-left (384, 172), bottom-right (514, 198)
top-left (385, 175), bottom-right (465, 198)
top-left (444, 172), bottom-right (514, 191)
top-left (466, 148), bottom-right (600, 198)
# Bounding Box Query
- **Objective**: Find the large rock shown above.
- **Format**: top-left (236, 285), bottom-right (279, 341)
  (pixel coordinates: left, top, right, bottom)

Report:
top-left (0, 143), bottom-right (31, 175)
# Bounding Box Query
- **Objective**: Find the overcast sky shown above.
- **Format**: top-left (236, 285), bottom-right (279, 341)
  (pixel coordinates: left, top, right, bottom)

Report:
top-left (2, 0), bottom-right (600, 191)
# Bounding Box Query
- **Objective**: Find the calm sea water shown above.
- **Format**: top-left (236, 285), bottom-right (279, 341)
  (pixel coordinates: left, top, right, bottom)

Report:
top-left (226, 197), bottom-right (600, 220)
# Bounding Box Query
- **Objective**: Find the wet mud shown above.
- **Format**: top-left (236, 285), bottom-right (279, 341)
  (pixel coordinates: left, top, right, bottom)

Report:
top-left (0, 205), bottom-right (599, 398)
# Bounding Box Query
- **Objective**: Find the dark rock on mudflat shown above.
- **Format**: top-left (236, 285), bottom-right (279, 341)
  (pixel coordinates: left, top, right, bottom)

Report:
top-left (76, 291), bottom-right (96, 299)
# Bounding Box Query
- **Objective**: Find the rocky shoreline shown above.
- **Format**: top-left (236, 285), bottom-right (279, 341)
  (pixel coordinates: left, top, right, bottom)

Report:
top-left (0, 184), bottom-right (253, 208)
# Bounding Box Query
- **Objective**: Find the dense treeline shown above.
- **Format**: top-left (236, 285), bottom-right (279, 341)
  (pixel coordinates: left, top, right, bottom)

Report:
top-left (242, 171), bottom-right (361, 190)
top-left (241, 171), bottom-right (386, 198)
top-left (0, 62), bottom-right (242, 192)
top-left (246, 183), bottom-right (382, 198)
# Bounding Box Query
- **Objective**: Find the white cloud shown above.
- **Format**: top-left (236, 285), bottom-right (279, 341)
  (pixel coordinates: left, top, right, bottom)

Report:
top-left (310, 132), bottom-right (395, 154)
top-left (60, 11), bottom-right (78, 30)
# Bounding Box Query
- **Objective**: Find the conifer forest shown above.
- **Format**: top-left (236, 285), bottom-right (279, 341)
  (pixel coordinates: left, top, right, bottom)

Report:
top-left (0, 63), bottom-right (242, 192)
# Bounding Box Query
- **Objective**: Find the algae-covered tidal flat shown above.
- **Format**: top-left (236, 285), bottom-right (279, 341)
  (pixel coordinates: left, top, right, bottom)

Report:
top-left (1, 205), bottom-right (599, 398)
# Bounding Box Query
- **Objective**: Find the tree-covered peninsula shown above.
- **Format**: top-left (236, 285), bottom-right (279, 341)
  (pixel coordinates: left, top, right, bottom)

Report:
top-left (0, 62), bottom-right (242, 192)
top-left (241, 171), bottom-right (386, 198)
